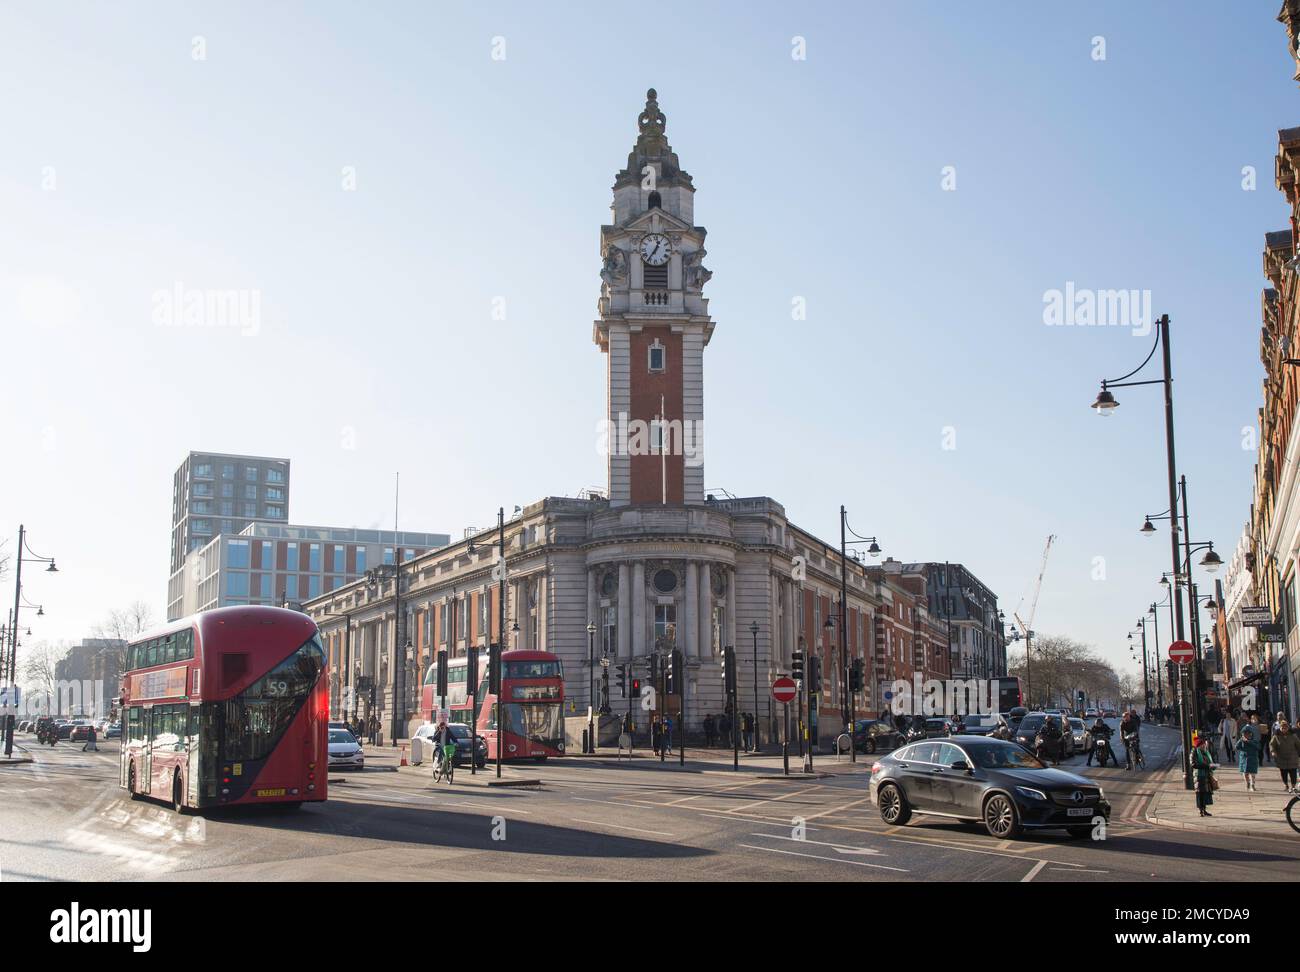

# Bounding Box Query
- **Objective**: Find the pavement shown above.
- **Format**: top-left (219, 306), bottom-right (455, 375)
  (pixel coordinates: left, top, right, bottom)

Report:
top-left (1144, 748), bottom-right (1300, 839)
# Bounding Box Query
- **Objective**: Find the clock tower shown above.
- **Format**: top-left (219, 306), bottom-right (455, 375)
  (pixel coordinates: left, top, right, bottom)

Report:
top-left (594, 89), bottom-right (714, 507)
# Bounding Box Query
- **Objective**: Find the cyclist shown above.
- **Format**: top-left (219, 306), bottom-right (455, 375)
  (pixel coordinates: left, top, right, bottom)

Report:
top-left (433, 723), bottom-right (458, 783)
top-left (1120, 707), bottom-right (1143, 770)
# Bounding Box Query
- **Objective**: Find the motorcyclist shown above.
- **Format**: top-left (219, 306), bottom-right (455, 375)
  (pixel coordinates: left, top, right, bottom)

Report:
top-left (1087, 714), bottom-right (1116, 766)
top-left (991, 716), bottom-right (1012, 741)
top-left (1036, 716), bottom-right (1064, 763)
top-left (1120, 707), bottom-right (1142, 768)
top-left (948, 712), bottom-right (965, 736)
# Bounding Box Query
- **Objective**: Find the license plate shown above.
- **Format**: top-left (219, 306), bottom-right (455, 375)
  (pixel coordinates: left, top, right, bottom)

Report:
top-left (1067, 807), bottom-right (1093, 817)
top-left (256, 788), bottom-right (286, 798)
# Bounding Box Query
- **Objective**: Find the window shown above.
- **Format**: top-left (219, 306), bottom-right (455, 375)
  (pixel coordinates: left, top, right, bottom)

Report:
top-left (280, 574), bottom-right (295, 599)
top-left (653, 569), bottom-right (677, 594)
top-left (245, 484), bottom-right (257, 499)
top-left (404, 548), bottom-right (415, 562)
top-left (245, 466), bottom-right (258, 481)
top-left (440, 602), bottom-right (449, 645)
top-left (222, 635), bottom-right (325, 762)
top-left (307, 576), bottom-right (321, 599)
top-left (222, 463), bottom-right (234, 479)
top-left (601, 605), bottom-right (617, 656)
top-left (383, 547), bottom-right (394, 566)
top-left (221, 482), bottom-right (234, 497)
top-left (355, 547), bottom-right (367, 573)
top-left (332, 545), bottom-right (345, 573)
top-left (654, 604), bottom-right (676, 649)
top-left (480, 592), bottom-right (490, 636)
top-left (194, 463), bottom-right (213, 478)
top-left (220, 502), bottom-right (233, 516)
top-left (266, 487), bottom-right (284, 502)
top-left (228, 572), bottom-right (249, 597)
top-left (308, 543), bottom-right (321, 572)
top-left (648, 338), bottom-right (665, 372)
top-left (267, 467), bottom-right (285, 483)
top-left (227, 539), bottom-right (250, 568)
top-left (242, 503), bottom-right (256, 518)
top-left (458, 598), bottom-right (468, 640)
top-left (192, 500), bottom-right (211, 514)
top-left (286, 545), bottom-right (299, 571)
top-left (193, 483), bottom-right (213, 498)
top-left (259, 574), bottom-right (273, 599)
top-left (192, 519), bottom-right (211, 534)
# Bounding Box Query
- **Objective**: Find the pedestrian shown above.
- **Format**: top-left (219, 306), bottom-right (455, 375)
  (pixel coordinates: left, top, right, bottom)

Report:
top-left (1268, 717), bottom-right (1300, 793)
top-left (1255, 713), bottom-right (1271, 765)
top-left (664, 716), bottom-right (673, 752)
top-left (1191, 733), bottom-right (1217, 817)
top-left (81, 723), bottom-right (98, 752)
top-left (1237, 723), bottom-right (1261, 791)
top-left (651, 718), bottom-right (662, 755)
top-left (367, 714), bottom-right (378, 746)
top-left (718, 712), bottom-right (731, 749)
top-left (703, 713), bottom-right (716, 748)
top-left (1221, 709), bottom-right (1237, 761)
top-left (742, 712), bottom-right (755, 751)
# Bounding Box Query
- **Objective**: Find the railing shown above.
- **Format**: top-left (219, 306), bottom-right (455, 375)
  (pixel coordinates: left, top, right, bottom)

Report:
top-left (643, 291), bottom-right (669, 306)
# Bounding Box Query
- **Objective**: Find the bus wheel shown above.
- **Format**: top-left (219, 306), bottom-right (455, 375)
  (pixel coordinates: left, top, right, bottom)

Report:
top-left (128, 763), bottom-right (142, 801)
top-left (172, 773), bottom-right (188, 814)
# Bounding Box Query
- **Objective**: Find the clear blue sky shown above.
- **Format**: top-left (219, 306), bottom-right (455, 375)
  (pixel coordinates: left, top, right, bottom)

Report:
top-left (1, 2), bottom-right (1292, 683)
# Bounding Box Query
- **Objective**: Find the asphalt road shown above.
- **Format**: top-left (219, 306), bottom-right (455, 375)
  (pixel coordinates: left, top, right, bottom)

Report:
top-left (3, 725), bottom-right (1297, 882)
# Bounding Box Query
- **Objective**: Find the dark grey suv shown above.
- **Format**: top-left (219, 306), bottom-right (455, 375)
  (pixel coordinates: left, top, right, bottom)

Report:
top-left (869, 737), bottom-right (1110, 839)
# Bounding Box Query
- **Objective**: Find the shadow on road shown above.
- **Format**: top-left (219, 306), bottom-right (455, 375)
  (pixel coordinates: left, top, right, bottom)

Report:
top-left (193, 801), bottom-right (712, 861)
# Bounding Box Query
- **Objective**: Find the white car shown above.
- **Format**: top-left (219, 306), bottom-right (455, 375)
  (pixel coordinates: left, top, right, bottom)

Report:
top-left (327, 729), bottom-right (365, 770)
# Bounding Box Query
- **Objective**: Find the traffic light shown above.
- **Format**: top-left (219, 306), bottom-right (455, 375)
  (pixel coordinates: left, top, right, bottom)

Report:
top-left (666, 648), bottom-right (682, 694)
top-left (722, 645), bottom-right (736, 695)
top-left (466, 647), bottom-right (479, 693)
top-left (488, 643), bottom-right (502, 695)
top-left (616, 663), bottom-right (628, 698)
top-left (791, 647), bottom-right (805, 682)
top-left (808, 655), bottom-right (822, 693)
top-left (436, 649), bottom-right (449, 697)
top-left (1076, 690), bottom-right (1085, 710)
top-left (648, 654), bottom-right (659, 685)
top-left (631, 677), bottom-right (642, 699)
top-left (849, 657), bottom-right (863, 693)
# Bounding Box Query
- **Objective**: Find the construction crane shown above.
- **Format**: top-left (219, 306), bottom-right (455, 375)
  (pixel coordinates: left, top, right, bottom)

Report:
top-left (1012, 535), bottom-right (1054, 705)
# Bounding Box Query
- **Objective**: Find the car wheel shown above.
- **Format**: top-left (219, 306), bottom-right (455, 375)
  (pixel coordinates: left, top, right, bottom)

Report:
top-left (983, 793), bottom-right (1021, 839)
top-left (1067, 825), bottom-right (1092, 839)
top-left (865, 738), bottom-right (877, 755)
top-left (878, 783), bottom-right (911, 826)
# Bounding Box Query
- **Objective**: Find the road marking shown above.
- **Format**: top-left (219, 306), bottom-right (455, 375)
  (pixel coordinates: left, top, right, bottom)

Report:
top-left (570, 796), bottom-right (659, 810)
top-left (726, 784), bottom-right (824, 814)
top-left (736, 843), bottom-right (908, 872)
top-left (1049, 867), bottom-right (1108, 873)
top-left (749, 832), bottom-right (883, 855)
top-left (572, 818), bottom-right (675, 837)
top-left (800, 795), bottom-right (874, 821)
top-left (1021, 860), bottom-right (1047, 882)
top-left (452, 801), bottom-right (532, 815)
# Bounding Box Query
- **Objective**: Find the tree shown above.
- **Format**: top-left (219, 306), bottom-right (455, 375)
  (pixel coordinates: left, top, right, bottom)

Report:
top-left (93, 600), bottom-right (155, 675)
top-left (1007, 634), bottom-right (1124, 710)
top-left (20, 639), bottom-right (69, 715)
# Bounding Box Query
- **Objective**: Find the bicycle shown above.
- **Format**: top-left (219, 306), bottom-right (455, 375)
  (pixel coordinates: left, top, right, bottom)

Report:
top-left (1288, 795), bottom-right (1300, 834)
top-left (1123, 735), bottom-right (1145, 771)
top-left (431, 743), bottom-right (457, 785)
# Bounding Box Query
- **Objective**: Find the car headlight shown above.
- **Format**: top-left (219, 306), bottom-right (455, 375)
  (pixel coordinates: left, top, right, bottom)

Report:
top-left (1015, 786), bottom-right (1048, 801)
top-left (1096, 787), bottom-right (1104, 800)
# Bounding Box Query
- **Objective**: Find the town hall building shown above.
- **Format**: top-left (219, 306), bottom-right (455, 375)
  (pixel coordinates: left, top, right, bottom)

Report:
top-left (304, 90), bottom-right (1006, 748)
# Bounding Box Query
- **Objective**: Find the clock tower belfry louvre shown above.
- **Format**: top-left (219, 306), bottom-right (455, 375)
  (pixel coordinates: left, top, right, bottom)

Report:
top-left (595, 88), bottom-right (715, 507)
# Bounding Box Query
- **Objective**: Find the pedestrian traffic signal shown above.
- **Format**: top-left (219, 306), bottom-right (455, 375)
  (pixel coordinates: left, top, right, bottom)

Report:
top-left (722, 645), bottom-right (736, 695)
top-left (791, 648), bottom-right (804, 682)
top-left (631, 677), bottom-right (642, 699)
top-left (849, 657), bottom-right (863, 693)
top-left (808, 655), bottom-right (822, 693)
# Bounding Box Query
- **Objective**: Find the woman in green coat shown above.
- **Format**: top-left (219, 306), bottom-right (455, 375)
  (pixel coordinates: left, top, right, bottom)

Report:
top-left (1191, 734), bottom-right (1216, 817)
top-left (1237, 723), bottom-right (1261, 791)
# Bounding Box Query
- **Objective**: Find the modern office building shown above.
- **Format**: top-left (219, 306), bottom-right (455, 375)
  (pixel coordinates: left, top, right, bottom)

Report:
top-left (170, 452), bottom-right (291, 576)
top-left (167, 522), bottom-right (451, 620)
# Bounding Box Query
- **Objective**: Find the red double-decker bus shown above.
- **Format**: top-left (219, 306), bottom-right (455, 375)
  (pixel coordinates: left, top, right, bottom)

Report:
top-left (420, 648), bottom-right (565, 760)
top-left (118, 605), bottom-right (328, 812)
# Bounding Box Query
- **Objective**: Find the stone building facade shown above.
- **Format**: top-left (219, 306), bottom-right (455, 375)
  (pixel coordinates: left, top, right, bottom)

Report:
top-left (303, 90), bottom-right (1004, 746)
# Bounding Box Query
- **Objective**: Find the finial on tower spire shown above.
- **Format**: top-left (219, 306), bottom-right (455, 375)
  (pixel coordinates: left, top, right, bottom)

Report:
top-left (638, 87), bottom-right (666, 137)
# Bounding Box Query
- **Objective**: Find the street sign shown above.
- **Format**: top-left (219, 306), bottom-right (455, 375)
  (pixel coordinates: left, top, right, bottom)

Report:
top-left (1168, 641), bottom-right (1195, 665)
top-left (1241, 606), bottom-right (1273, 626)
top-left (1258, 623), bottom-right (1286, 644)
top-left (771, 676), bottom-right (797, 704)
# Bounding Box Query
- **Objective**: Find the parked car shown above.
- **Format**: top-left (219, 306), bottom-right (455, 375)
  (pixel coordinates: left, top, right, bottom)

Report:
top-left (103, 723), bottom-right (122, 739)
top-left (1068, 717), bottom-right (1092, 753)
top-left (870, 737), bottom-right (1110, 839)
top-left (836, 719), bottom-right (902, 754)
top-left (327, 729), bottom-right (365, 770)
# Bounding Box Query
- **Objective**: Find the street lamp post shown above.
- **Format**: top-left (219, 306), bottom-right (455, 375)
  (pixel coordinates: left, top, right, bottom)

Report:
top-left (7, 525), bottom-right (58, 756)
top-left (587, 620), bottom-right (597, 754)
top-left (1093, 313), bottom-right (1194, 787)
top-left (749, 620), bottom-right (760, 752)
top-left (837, 506), bottom-right (881, 763)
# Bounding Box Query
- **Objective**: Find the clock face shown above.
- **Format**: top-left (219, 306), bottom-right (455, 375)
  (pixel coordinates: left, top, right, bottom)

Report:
top-left (640, 234), bottom-right (671, 266)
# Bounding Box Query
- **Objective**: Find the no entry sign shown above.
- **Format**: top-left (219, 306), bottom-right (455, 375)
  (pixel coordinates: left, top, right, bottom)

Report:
top-left (1168, 641), bottom-right (1195, 665)
top-left (772, 677), bottom-right (797, 704)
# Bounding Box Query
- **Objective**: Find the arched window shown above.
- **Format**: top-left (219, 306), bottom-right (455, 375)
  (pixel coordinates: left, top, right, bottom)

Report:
top-left (647, 190), bottom-right (662, 209)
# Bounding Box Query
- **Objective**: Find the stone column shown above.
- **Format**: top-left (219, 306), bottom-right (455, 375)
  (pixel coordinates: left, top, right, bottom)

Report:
top-left (684, 562), bottom-right (698, 659)
top-left (726, 567), bottom-right (737, 653)
top-left (632, 562), bottom-right (646, 658)
top-left (617, 563), bottom-right (631, 659)
top-left (700, 563), bottom-right (713, 656)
